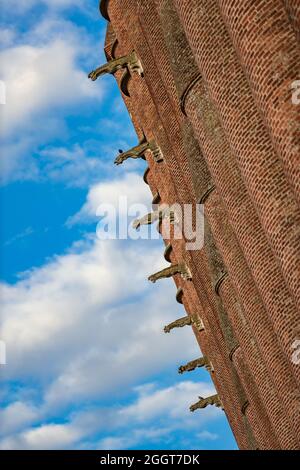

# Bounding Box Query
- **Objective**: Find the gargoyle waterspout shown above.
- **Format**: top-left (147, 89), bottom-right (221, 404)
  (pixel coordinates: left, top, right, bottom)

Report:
top-left (164, 315), bottom-right (193, 333)
top-left (88, 51), bottom-right (143, 97)
top-left (164, 315), bottom-right (205, 333)
top-left (114, 136), bottom-right (163, 165)
top-left (178, 356), bottom-right (213, 374)
top-left (132, 207), bottom-right (174, 230)
top-left (148, 263), bottom-right (192, 283)
top-left (190, 394), bottom-right (223, 412)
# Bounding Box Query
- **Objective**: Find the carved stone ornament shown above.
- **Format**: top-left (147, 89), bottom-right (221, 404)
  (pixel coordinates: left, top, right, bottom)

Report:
top-left (164, 314), bottom-right (204, 333)
top-left (132, 206), bottom-right (174, 230)
top-left (114, 135), bottom-right (163, 165)
top-left (148, 263), bottom-right (192, 283)
top-left (99, 0), bottom-right (110, 21)
top-left (143, 167), bottom-right (150, 185)
top-left (152, 192), bottom-right (161, 205)
top-left (176, 287), bottom-right (184, 304)
top-left (190, 394), bottom-right (223, 412)
top-left (88, 50), bottom-right (144, 97)
top-left (164, 243), bottom-right (172, 262)
top-left (163, 315), bottom-right (192, 333)
top-left (178, 356), bottom-right (211, 374)
top-left (192, 316), bottom-right (205, 331)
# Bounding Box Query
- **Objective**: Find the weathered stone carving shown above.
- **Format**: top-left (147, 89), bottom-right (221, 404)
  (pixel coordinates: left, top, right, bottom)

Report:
top-left (110, 38), bottom-right (118, 60)
top-left (114, 136), bottom-right (163, 165)
top-left (164, 243), bottom-right (172, 262)
top-left (88, 51), bottom-right (143, 97)
top-left (152, 192), bottom-right (161, 205)
top-left (99, 0), bottom-right (109, 21)
top-left (193, 316), bottom-right (205, 331)
top-left (164, 315), bottom-right (192, 333)
top-left (143, 167), bottom-right (150, 185)
top-left (133, 212), bottom-right (158, 230)
top-left (133, 207), bottom-right (174, 229)
top-left (115, 145), bottom-right (146, 165)
top-left (164, 314), bottom-right (205, 333)
top-left (178, 356), bottom-right (212, 374)
top-left (190, 394), bottom-right (223, 412)
top-left (148, 263), bottom-right (192, 283)
top-left (176, 287), bottom-right (184, 304)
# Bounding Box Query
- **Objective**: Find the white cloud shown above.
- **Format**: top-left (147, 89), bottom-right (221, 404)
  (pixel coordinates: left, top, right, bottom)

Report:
top-left (0, 176), bottom-right (197, 406)
top-left (0, 0), bottom-right (85, 15)
top-left (0, 423), bottom-right (82, 450)
top-left (0, 381), bottom-right (220, 450)
top-left (0, 15), bottom-right (105, 182)
top-left (197, 430), bottom-right (218, 441)
top-left (0, 28), bottom-right (16, 48)
top-left (0, 171), bottom-right (219, 449)
top-left (38, 144), bottom-right (109, 187)
top-left (119, 381), bottom-right (215, 423)
top-left (0, 39), bottom-right (98, 137)
top-left (0, 9), bottom-right (228, 450)
top-left (0, 402), bottom-right (39, 437)
top-left (68, 172), bottom-right (152, 225)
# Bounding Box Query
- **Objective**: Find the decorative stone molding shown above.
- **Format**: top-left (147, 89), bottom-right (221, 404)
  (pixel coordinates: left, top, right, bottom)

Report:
top-left (132, 207), bottom-right (174, 230)
top-left (148, 263), bottom-right (192, 283)
top-left (190, 394), bottom-right (223, 412)
top-left (178, 356), bottom-right (212, 374)
top-left (88, 51), bottom-right (143, 97)
top-left (143, 167), bottom-right (150, 185)
top-left (152, 192), bottom-right (161, 205)
top-left (164, 314), bottom-right (205, 333)
top-left (164, 243), bottom-right (172, 262)
top-left (229, 344), bottom-right (240, 361)
top-left (176, 287), bottom-right (184, 304)
top-left (114, 135), bottom-right (163, 165)
top-left (241, 400), bottom-right (250, 415)
top-left (110, 39), bottom-right (118, 60)
top-left (164, 315), bottom-right (192, 333)
top-left (148, 141), bottom-right (164, 163)
top-left (99, 0), bottom-right (110, 21)
top-left (199, 184), bottom-right (216, 204)
top-left (214, 272), bottom-right (228, 296)
top-left (180, 75), bottom-right (202, 115)
top-left (192, 316), bottom-right (205, 332)
top-left (132, 212), bottom-right (157, 229)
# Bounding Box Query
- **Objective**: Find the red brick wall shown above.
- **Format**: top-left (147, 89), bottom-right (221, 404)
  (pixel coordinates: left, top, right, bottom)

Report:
top-left (103, 2), bottom-right (251, 448)
top-left (218, 0), bottom-right (300, 207)
top-left (97, 0), bottom-right (300, 449)
top-left (282, 0), bottom-right (300, 42)
top-left (173, 0), bottom-right (300, 441)
top-left (173, 0), bottom-right (300, 385)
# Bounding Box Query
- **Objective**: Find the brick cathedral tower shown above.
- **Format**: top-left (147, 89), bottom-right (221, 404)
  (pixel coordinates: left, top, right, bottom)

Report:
top-left (89, 0), bottom-right (300, 449)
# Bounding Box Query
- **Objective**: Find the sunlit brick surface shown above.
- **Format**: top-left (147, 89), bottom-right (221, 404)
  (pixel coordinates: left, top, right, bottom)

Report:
top-left (99, 0), bottom-right (300, 449)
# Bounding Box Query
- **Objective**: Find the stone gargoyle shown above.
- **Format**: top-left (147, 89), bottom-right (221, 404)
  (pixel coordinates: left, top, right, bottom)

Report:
top-left (132, 206), bottom-right (174, 230)
top-left (114, 135), bottom-right (163, 165)
top-left (178, 356), bottom-right (213, 374)
top-left (88, 50), bottom-right (143, 97)
top-left (190, 394), bottom-right (223, 412)
top-left (148, 263), bottom-right (192, 283)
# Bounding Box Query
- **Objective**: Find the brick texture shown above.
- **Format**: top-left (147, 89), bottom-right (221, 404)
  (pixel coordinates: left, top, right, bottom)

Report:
top-left (282, 0), bottom-right (300, 43)
top-left (94, 0), bottom-right (300, 449)
top-left (217, 0), bottom-right (300, 208)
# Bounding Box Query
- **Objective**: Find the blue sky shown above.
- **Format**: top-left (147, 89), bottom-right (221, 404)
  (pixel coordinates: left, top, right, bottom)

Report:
top-left (0, 0), bottom-right (236, 450)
